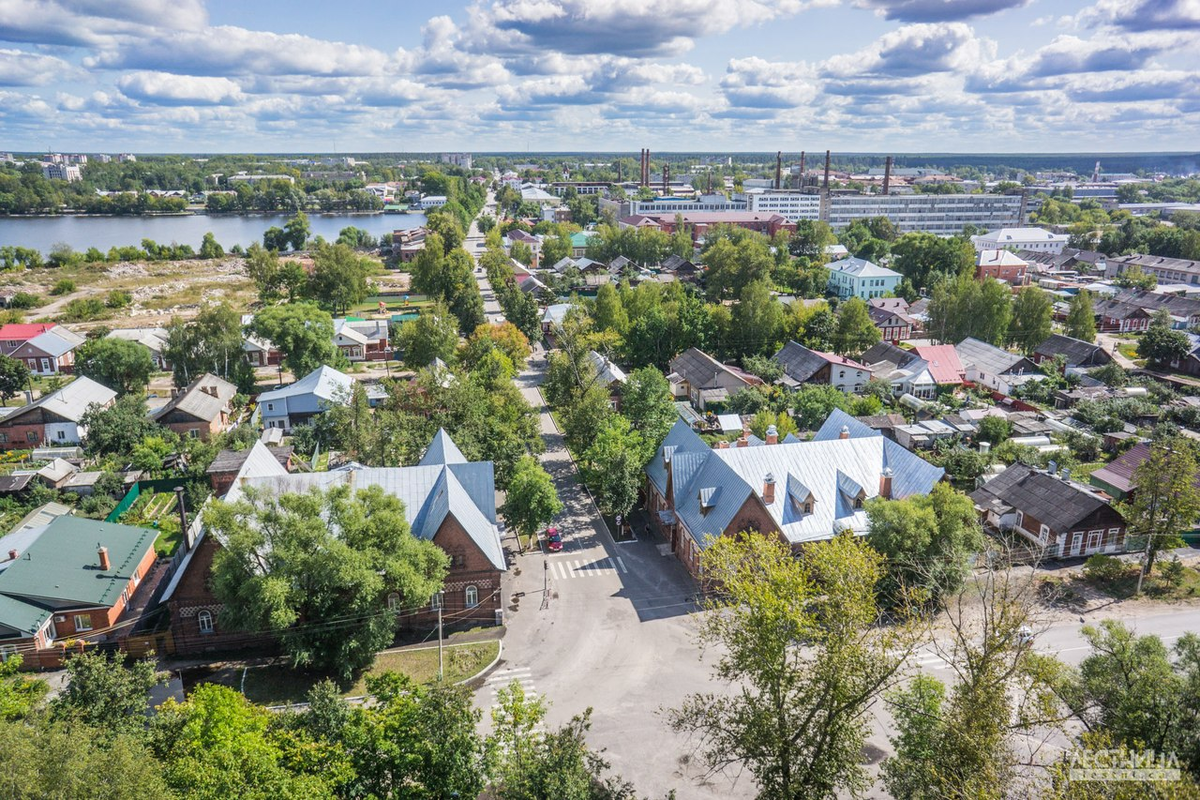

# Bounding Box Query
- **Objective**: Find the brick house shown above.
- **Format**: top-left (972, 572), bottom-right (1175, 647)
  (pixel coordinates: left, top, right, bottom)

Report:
top-left (970, 463), bottom-right (1127, 558)
top-left (151, 373), bottom-right (237, 440)
top-left (0, 376), bottom-right (116, 450)
top-left (668, 348), bottom-right (763, 411)
top-left (1092, 299), bottom-right (1152, 333)
top-left (868, 298), bottom-right (918, 342)
top-left (164, 431), bottom-right (506, 656)
top-left (3, 325), bottom-right (85, 375)
top-left (976, 249), bottom-right (1029, 286)
top-left (645, 414), bottom-right (944, 576)
top-left (333, 318), bottom-right (390, 362)
top-left (1032, 333), bottom-right (1113, 370)
top-left (0, 516), bottom-right (158, 668)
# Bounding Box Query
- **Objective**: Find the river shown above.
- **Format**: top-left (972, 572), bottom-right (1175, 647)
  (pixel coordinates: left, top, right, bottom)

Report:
top-left (0, 212), bottom-right (427, 254)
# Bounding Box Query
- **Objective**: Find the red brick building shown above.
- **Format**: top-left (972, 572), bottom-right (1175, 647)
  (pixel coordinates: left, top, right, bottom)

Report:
top-left (151, 373), bottom-right (237, 441)
top-left (975, 249), bottom-right (1029, 286)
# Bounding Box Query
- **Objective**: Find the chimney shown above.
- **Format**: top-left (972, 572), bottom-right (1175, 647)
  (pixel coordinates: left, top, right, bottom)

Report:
top-left (883, 156), bottom-right (893, 195)
top-left (717, 440), bottom-right (730, 449)
top-left (6, 549), bottom-right (16, 561)
top-left (662, 163), bottom-right (669, 195)
top-left (98, 545), bottom-right (110, 571)
top-left (1047, 460), bottom-right (1057, 476)
top-left (839, 425), bottom-right (850, 440)
top-left (736, 435), bottom-right (749, 448)
top-left (766, 424), bottom-right (778, 445)
top-left (201, 384), bottom-right (218, 397)
top-left (170, 387), bottom-right (178, 398)
top-left (763, 472), bottom-right (776, 505)
top-left (880, 468), bottom-right (893, 499)
top-left (798, 151), bottom-right (806, 185)
top-left (823, 150), bottom-right (831, 190)
top-left (775, 151), bottom-right (782, 190)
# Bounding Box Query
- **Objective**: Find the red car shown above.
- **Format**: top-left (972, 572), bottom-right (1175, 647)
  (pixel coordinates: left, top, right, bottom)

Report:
top-left (545, 526), bottom-right (563, 552)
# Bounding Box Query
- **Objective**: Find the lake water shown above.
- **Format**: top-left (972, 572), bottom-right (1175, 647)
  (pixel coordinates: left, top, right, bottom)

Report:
top-left (0, 212), bottom-right (427, 254)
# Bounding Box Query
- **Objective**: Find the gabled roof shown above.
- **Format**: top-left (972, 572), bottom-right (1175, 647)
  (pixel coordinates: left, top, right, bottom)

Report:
top-left (669, 348), bottom-right (760, 390)
top-left (970, 463), bottom-right (1121, 533)
top-left (151, 373), bottom-right (236, 424)
top-left (976, 249), bottom-right (1029, 267)
top-left (420, 428), bottom-right (467, 466)
top-left (861, 341), bottom-right (921, 371)
top-left (1033, 334), bottom-right (1111, 367)
top-left (772, 341), bottom-right (828, 384)
top-left (828, 257), bottom-right (901, 279)
top-left (811, 407), bottom-right (882, 441)
top-left (257, 365), bottom-right (354, 407)
top-left (955, 337), bottom-right (1035, 377)
top-left (1090, 442), bottom-right (1200, 496)
top-left (1, 376), bottom-right (116, 426)
top-left (24, 329), bottom-right (81, 357)
top-left (0, 323), bottom-right (56, 341)
top-left (587, 351), bottom-right (628, 386)
top-left (106, 327), bottom-right (169, 352)
top-left (911, 345), bottom-right (964, 384)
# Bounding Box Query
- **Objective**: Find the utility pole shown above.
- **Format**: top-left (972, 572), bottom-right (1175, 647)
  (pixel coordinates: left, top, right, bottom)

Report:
top-left (437, 593), bottom-right (445, 679)
top-left (541, 559), bottom-right (550, 610)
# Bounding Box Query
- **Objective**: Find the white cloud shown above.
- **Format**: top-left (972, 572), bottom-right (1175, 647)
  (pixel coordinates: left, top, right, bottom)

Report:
top-left (117, 71), bottom-right (243, 105)
top-left (720, 57), bottom-right (818, 111)
top-left (0, 0), bottom-right (205, 46)
top-left (0, 48), bottom-right (71, 85)
top-left (855, 0), bottom-right (1030, 21)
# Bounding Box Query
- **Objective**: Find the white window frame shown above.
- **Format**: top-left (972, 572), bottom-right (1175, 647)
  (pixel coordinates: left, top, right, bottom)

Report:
top-left (430, 593), bottom-right (443, 611)
top-left (1039, 523), bottom-right (1049, 542)
top-left (197, 610), bottom-right (214, 634)
top-left (387, 593), bottom-right (401, 612)
top-left (73, 614), bottom-right (93, 632)
top-left (0, 644), bottom-right (17, 662)
top-left (1086, 530), bottom-right (1102, 553)
top-left (465, 585), bottom-right (479, 608)
top-left (1106, 527), bottom-right (1120, 550)
top-left (1015, 510), bottom-right (1024, 529)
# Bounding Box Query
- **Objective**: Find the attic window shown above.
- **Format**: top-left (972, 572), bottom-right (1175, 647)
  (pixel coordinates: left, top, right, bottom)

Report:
top-left (698, 487), bottom-right (720, 513)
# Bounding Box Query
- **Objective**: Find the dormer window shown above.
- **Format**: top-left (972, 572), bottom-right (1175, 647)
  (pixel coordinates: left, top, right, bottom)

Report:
top-left (804, 501), bottom-right (812, 514)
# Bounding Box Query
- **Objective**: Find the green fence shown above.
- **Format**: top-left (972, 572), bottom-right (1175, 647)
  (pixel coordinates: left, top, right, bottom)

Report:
top-left (106, 482), bottom-right (141, 523)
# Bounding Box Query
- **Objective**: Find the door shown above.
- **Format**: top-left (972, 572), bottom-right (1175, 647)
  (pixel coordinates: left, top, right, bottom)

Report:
top-left (1086, 531), bottom-right (1102, 554)
top-left (1070, 533), bottom-right (1084, 557)
top-left (39, 358), bottom-right (50, 373)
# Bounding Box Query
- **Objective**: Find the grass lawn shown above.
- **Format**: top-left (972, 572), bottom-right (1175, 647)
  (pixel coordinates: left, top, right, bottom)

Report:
top-left (1116, 342), bottom-right (1140, 361)
top-left (237, 640), bottom-right (500, 706)
top-left (152, 524), bottom-right (183, 557)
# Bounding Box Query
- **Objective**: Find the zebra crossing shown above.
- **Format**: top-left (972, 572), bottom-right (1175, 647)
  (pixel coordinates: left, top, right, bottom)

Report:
top-left (545, 555), bottom-right (628, 581)
top-left (485, 666), bottom-right (545, 732)
top-left (913, 650), bottom-right (952, 671)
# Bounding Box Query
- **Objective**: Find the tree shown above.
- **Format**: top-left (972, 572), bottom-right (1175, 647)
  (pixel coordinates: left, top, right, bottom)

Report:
top-left (500, 456), bottom-right (563, 551)
top-left (833, 296), bottom-right (881, 357)
top-left (1113, 264), bottom-right (1156, 290)
top-left (729, 280), bottom-right (783, 359)
top-left (198, 232), bottom-right (224, 260)
top-left (284, 212), bottom-right (310, 251)
top-left (927, 273), bottom-right (1013, 346)
top-left (51, 651), bottom-right (164, 737)
top-left (461, 322), bottom-right (531, 371)
top-left (0, 655), bottom-right (48, 721)
top-left (81, 395), bottom-right (161, 457)
top-left (163, 303), bottom-right (256, 393)
top-left (791, 383), bottom-right (852, 429)
top-left (1119, 437), bottom-right (1200, 591)
top-left (976, 414), bottom-right (1012, 445)
top-left (1008, 287), bottom-right (1053, 355)
top-left (592, 283), bottom-right (629, 337)
top-left (865, 482), bottom-right (985, 604)
top-left (397, 304), bottom-right (459, 369)
top-left (1065, 289), bottom-right (1097, 342)
top-left (749, 409), bottom-right (798, 440)
top-left (669, 532), bottom-right (914, 798)
top-left (207, 485), bottom-right (449, 678)
top-left (1138, 309), bottom-right (1191, 366)
top-left (335, 226), bottom-right (377, 249)
top-left (581, 416), bottom-right (645, 521)
top-left (619, 366), bottom-right (677, 450)
top-left (75, 337), bottom-right (156, 394)
top-left (0, 353), bottom-right (30, 405)
top-left (251, 302), bottom-right (343, 377)
top-left (306, 241), bottom-right (372, 316)
top-left (891, 232), bottom-right (974, 291)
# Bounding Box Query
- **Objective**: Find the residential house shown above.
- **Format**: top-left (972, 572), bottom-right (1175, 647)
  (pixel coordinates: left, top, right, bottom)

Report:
top-left (868, 298), bottom-right (918, 342)
top-left (151, 373), bottom-right (237, 440)
top-left (0, 516), bottom-right (158, 668)
top-left (860, 342), bottom-right (938, 399)
top-left (505, 230), bottom-right (541, 268)
top-left (569, 231), bottom-right (595, 258)
top-left (658, 254), bottom-right (700, 282)
top-left (1091, 298), bottom-right (1152, 333)
top-left (3, 325), bottom-right (84, 376)
top-left (1032, 334), bottom-right (1113, 370)
top-left (827, 257), bottom-right (902, 300)
top-left (587, 351), bottom-right (627, 409)
top-left (0, 376), bottom-right (116, 450)
top-left (242, 329), bottom-right (282, 367)
top-left (541, 304), bottom-right (572, 341)
top-left (333, 318), bottom-right (389, 362)
top-left (1104, 253), bottom-right (1200, 286)
top-left (1090, 441), bottom-right (1200, 503)
top-left (911, 344), bottom-right (965, 387)
top-left (970, 227), bottom-right (1068, 253)
top-left (106, 327), bottom-right (171, 370)
top-left (970, 463), bottom-right (1127, 558)
top-left (667, 348), bottom-right (763, 410)
top-left (165, 431), bottom-right (506, 654)
top-left (257, 365), bottom-right (354, 432)
top-left (645, 414), bottom-right (944, 575)
top-left (954, 337), bottom-right (1041, 394)
top-left (976, 249), bottom-right (1029, 286)
top-left (1112, 288), bottom-right (1200, 329)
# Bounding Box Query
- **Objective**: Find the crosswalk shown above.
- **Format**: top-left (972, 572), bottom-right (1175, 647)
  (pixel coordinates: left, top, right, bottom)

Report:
top-left (545, 555), bottom-right (628, 581)
top-left (913, 650), bottom-right (952, 671)
top-left (485, 666), bottom-right (545, 733)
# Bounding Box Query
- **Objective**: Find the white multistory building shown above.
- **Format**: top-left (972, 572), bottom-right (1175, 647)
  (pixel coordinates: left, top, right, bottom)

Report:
top-left (41, 163), bottom-right (82, 182)
top-left (825, 193), bottom-right (1023, 236)
top-left (745, 190), bottom-right (822, 221)
top-left (970, 227), bottom-right (1068, 253)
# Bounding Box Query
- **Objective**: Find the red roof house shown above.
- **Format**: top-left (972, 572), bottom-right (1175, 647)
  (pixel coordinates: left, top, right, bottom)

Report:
top-left (912, 345), bottom-right (965, 385)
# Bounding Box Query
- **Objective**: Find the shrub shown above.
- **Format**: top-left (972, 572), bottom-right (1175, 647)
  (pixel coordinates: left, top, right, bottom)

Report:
top-left (1158, 557), bottom-right (1186, 588)
top-left (105, 290), bottom-right (132, 309)
top-left (1083, 554), bottom-right (1126, 583)
top-left (50, 279), bottom-right (76, 296)
top-left (7, 292), bottom-right (41, 309)
top-left (58, 297), bottom-right (108, 323)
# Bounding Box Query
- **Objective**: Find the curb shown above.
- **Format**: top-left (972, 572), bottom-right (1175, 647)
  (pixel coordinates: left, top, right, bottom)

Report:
top-left (456, 638), bottom-right (503, 686)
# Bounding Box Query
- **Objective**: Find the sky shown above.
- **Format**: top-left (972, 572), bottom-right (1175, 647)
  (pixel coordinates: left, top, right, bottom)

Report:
top-left (0, 0), bottom-right (1198, 153)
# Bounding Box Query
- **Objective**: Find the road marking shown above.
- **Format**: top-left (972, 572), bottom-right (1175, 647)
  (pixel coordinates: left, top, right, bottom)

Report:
top-left (616, 557), bottom-right (627, 573)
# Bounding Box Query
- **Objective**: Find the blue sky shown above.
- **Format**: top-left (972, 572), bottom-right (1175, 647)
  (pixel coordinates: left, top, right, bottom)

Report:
top-left (1, 0), bottom-right (1198, 153)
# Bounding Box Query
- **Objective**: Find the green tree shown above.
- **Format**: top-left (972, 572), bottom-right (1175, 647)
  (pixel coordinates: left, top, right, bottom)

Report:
top-left (791, 383), bottom-right (853, 429)
top-left (1113, 264), bottom-right (1156, 290)
top-left (206, 485), bottom-right (449, 678)
top-left (0, 655), bottom-right (48, 721)
top-left (163, 302), bottom-right (255, 392)
top-left (891, 232), bottom-right (974, 291)
top-left (865, 482), bottom-right (985, 604)
top-left (0, 353), bottom-right (31, 405)
top-left (833, 296), bottom-right (882, 357)
top-left (251, 302), bottom-right (343, 377)
top-left (198, 232), bottom-right (224, 260)
top-left (880, 675), bottom-right (946, 800)
top-left (1138, 309), bottom-right (1192, 366)
top-left (668, 532), bottom-right (913, 799)
top-left (927, 273), bottom-right (1013, 345)
top-left (976, 415), bottom-right (1012, 445)
top-left (1007, 287), bottom-right (1053, 354)
top-left (460, 321), bottom-right (531, 372)
top-left (306, 241), bottom-right (372, 316)
top-left (730, 280), bottom-right (783, 359)
top-left (81, 395), bottom-right (161, 457)
top-left (1065, 289), bottom-right (1097, 342)
top-left (1119, 436), bottom-right (1200, 591)
top-left (426, 211), bottom-right (465, 254)
top-left (397, 304), bottom-right (459, 369)
top-left (581, 415), bottom-right (645, 520)
top-left (500, 455), bottom-right (563, 551)
top-left (592, 283), bottom-right (629, 337)
top-left (619, 366), bottom-right (677, 450)
top-left (284, 211), bottom-right (310, 251)
top-left (75, 337), bottom-right (156, 394)
top-left (51, 651), bottom-right (164, 738)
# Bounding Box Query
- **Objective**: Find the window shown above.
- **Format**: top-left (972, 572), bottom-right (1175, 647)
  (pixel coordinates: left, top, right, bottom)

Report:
top-left (1039, 523), bottom-right (1050, 541)
top-left (0, 644), bottom-right (16, 662)
top-left (1106, 527), bottom-right (1120, 548)
top-left (266, 403), bottom-right (274, 411)
top-left (387, 593), bottom-right (401, 612)
top-left (197, 610), bottom-right (214, 634)
top-left (56, 430), bottom-right (65, 440)
top-left (1087, 530), bottom-right (1102, 552)
top-left (430, 593), bottom-right (443, 611)
top-left (188, 429), bottom-right (199, 438)
top-left (803, 502), bottom-right (812, 514)
top-left (0, 434), bottom-right (7, 443)
top-left (465, 585), bottom-right (479, 608)
top-left (73, 614), bottom-right (93, 632)
top-left (854, 497), bottom-right (863, 509)
top-left (26, 431), bottom-right (37, 443)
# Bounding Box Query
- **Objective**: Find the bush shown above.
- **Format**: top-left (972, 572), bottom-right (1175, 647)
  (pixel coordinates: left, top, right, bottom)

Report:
top-left (50, 279), bottom-right (76, 296)
top-left (1084, 554), bottom-right (1127, 582)
top-left (1158, 556), bottom-right (1186, 588)
top-left (58, 297), bottom-right (108, 323)
top-left (105, 290), bottom-right (132, 309)
top-left (7, 292), bottom-right (41, 309)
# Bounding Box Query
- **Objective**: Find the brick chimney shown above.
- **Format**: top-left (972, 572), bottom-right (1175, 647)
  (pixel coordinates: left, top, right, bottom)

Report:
top-left (6, 548), bottom-right (16, 561)
top-left (763, 472), bottom-right (776, 504)
top-left (98, 545), bottom-right (110, 571)
top-left (717, 440), bottom-right (730, 449)
top-left (880, 467), bottom-right (893, 499)
top-left (201, 383), bottom-right (218, 397)
top-left (736, 435), bottom-right (749, 448)
top-left (839, 425), bottom-right (850, 440)
top-left (766, 424), bottom-right (778, 445)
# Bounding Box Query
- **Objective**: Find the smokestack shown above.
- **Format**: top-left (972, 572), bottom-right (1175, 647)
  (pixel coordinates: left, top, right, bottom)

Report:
top-left (762, 472), bottom-right (776, 505)
top-left (799, 151), bottom-right (806, 186)
top-left (662, 163), bottom-right (669, 195)
top-left (823, 150), bottom-right (831, 190)
top-left (775, 151), bottom-right (782, 190)
top-left (98, 545), bottom-right (110, 571)
top-left (883, 156), bottom-right (892, 195)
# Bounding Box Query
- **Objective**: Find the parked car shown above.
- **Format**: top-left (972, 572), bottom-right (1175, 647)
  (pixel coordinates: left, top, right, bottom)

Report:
top-left (545, 526), bottom-right (562, 552)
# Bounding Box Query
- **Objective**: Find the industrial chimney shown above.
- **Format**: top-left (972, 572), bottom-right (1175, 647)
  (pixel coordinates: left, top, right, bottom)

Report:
top-left (883, 155), bottom-right (893, 195)
top-left (798, 151), bottom-right (806, 186)
top-left (98, 545), bottom-right (110, 571)
top-left (823, 150), bottom-right (831, 190)
top-left (775, 151), bottom-right (782, 190)
top-left (662, 163), bottom-right (669, 195)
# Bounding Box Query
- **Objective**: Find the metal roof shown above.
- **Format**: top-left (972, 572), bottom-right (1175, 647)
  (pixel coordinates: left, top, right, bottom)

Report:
top-left (828, 256), bottom-right (901, 279)
top-left (970, 463), bottom-right (1120, 533)
top-left (1033, 334), bottom-right (1111, 367)
top-left (151, 373), bottom-right (236, 424)
top-left (772, 341), bottom-right (828, 384)
top-left (587, 351), bottom-right (628, 386)
top-left (912, 345), bottom-right (964, 384)
top-left (257, 365), bottom-right (353, 405)
top-left (812, 408), bottom-right (881, 441)
top-left (3, 376), bottom-right (116, 425)
top-left (420, 428), bottom-right (467, 466)
top-left (955, 338), bottom-right (1035, 377)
